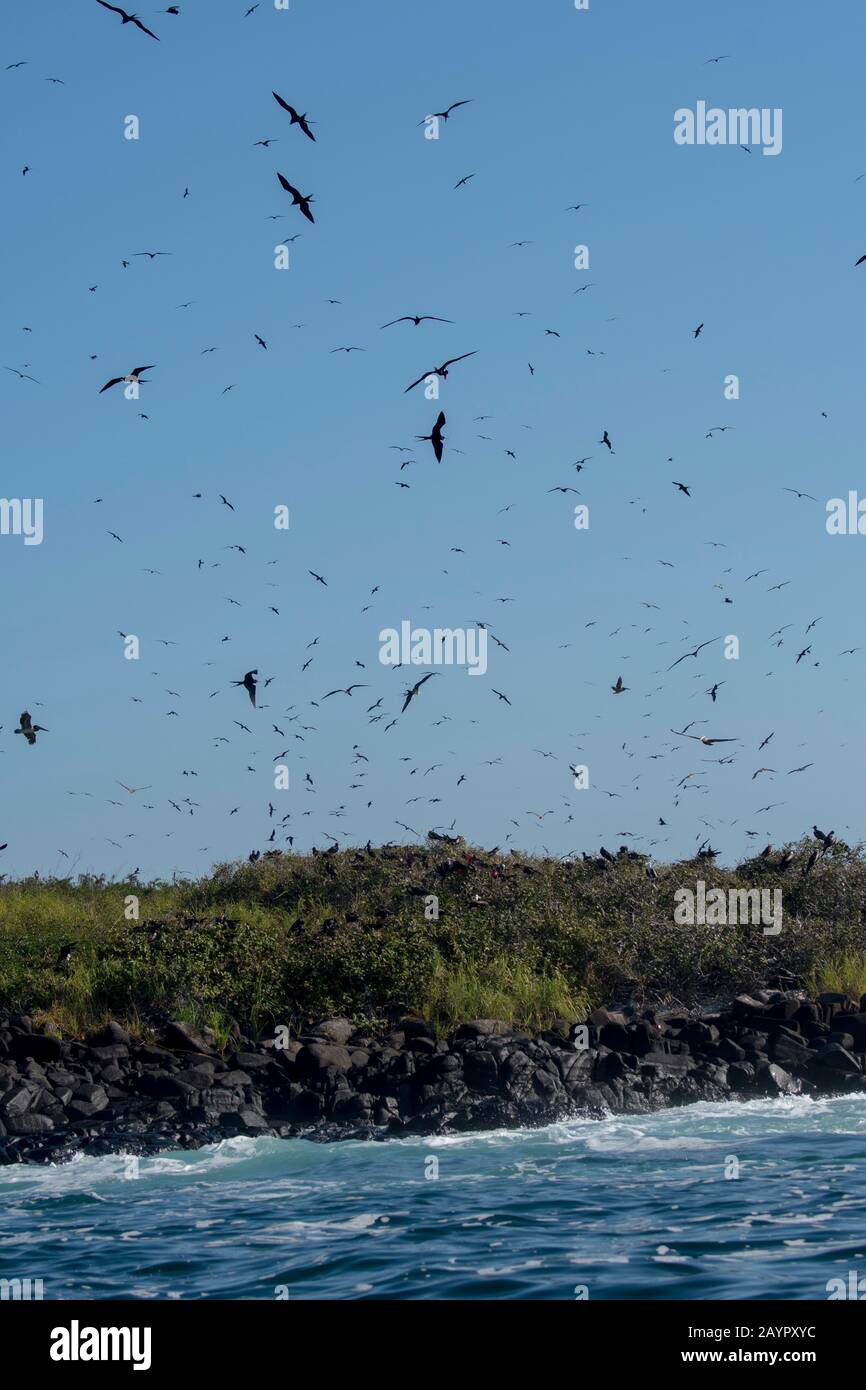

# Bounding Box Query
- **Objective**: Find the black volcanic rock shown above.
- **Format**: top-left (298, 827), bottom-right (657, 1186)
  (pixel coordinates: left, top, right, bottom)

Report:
top-left (0, 988), bottom-right (861, 1165)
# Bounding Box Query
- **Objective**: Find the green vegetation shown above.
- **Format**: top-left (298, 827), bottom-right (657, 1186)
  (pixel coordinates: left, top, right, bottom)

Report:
top-left (809, 951), bottom-right (866, 1003)
top-left (1, 836), bottom-right (865, 1040)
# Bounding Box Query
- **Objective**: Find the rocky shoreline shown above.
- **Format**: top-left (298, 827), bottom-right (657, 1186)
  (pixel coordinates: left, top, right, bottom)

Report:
top-left (2, 989), bottom-right (866, 1164)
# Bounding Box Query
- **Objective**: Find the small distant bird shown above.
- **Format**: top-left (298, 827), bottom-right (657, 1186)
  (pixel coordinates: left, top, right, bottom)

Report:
top-left (404, 352), bottom-right (477, 394)
top-left (693, 323), bottom-right (704, 338)
top-left (381, 314), bottom-right (453, 329)
top-left (3, 366), bottom-right (40, 384)
top-left (419, 99), bottom-right (472, 124)
top-left (672, 729), bottom-right (738, 746)
top-left (99, 365), bottom-right (154, 393)
top-left (15, 711), bottom-right (48, 745)
top-left (611, 676), bottom-right (627, 694)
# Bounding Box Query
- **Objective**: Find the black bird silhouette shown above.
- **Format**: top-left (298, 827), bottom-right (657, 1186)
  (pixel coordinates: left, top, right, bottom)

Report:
top-left (402, 671), bottom-right (438, 712)
top-left (99, 365), bottom-right (154, 393)
top-left (309, 570), bottom-right (328, 585)
top-left (381, 314), bottom-right (453, 329)
top-left (15, 711), bottom-right (48, 745)
top-left (419, 100), bottom-right (472, 124)
top-left (417, 410), bottom-right (446, 462)
top-left (693, 323), bottom-right (704, 338)
top-left (322, 685), bottom-right (368, 698)
top-left (95, 2), bottom-right (159, 40)
top-left (272, 93), bottom-right (316, 141)
top-left (231, 670), bottom-right (258, 706)
top-left (667, 636), bottom-right (722, 672)
top-left (611, 676), bottom-right (627, 694)
top-left (672, 729), bottom-right (737, 746)
top-left (277, 173), bottom-right (314, 223)
top-left (404, 352), bottom-right (476, 393)
top-left (600, 430), bottom-right (614, 452)
top-left (3, 366), bottom-right (40, 384)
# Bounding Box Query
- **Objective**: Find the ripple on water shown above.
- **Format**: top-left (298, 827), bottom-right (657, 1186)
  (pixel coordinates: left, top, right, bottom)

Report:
top-left (1, 1094), bottom-right (865, 1299)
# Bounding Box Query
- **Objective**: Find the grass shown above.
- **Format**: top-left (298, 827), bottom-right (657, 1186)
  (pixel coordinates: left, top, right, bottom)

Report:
top-left (1, 834), bottom-right (865, 1040)
top-left (809, 951), bottom-right (866, 1004)
top-left (425, 956), bottom-right (587, 1036)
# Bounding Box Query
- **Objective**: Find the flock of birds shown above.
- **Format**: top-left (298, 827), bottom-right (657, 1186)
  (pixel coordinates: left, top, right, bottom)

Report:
top-left (2, 6), bottom-right (858, 880)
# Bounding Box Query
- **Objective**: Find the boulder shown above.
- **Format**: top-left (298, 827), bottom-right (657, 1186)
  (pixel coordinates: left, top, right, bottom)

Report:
top-left (463, 1050), bottom-right (499, 1092)
top-left (295, 1042), bottom-right (353, 1073)
top-left (8, 1033), bottom-right (62, 1064)
top-left (454, 1020), bottom-right (511, 1040)
top-left (310, 1018), bottom-right (355, 1045)
top-left (754, 1062), bottom-right (798, 1095)
top-left (6, 1113), bottom-right (54, 1135)
top-left (88, 1021), bottom-right (132, 1047)
top-left (588, 1007), bottom-right (628, 1030)
top-left (809, 1043), bottom-right (861, 1073)
top-left (162, 1021), bottom-right (213, 1054)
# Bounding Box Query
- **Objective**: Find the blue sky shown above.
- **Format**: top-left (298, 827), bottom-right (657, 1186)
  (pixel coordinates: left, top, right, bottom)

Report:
top-left (2, 0), bottom-right (865, 880)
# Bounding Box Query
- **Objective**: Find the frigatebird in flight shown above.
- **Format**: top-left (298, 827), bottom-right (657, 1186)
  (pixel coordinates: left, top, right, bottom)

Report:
top-left (404, 352), bottom-right (476, 393)
top-left (272, 93), bottom-right (316, 141)
top-left (96, 2), bottom-right (159, 39)
top-left (277, 173), bottom-right (315, 223)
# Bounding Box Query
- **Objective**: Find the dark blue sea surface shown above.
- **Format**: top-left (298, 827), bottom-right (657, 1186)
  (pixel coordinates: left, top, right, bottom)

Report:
top-left (1, 1094), bottom-right (865, 1300)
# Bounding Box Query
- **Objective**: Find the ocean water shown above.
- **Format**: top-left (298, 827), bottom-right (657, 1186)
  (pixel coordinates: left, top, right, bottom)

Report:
top-left (1, 1094), bottom-right (865, 1300)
